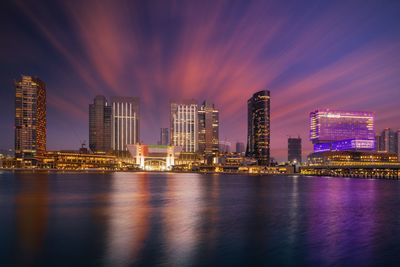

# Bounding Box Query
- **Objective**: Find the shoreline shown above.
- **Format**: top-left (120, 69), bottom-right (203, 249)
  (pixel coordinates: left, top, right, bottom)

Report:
top-left (1, 168), bottom-right (399, 180)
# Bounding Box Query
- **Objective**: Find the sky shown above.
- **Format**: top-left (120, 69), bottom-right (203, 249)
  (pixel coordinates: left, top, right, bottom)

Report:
top-left (0, 0), bottom-right (399, 161)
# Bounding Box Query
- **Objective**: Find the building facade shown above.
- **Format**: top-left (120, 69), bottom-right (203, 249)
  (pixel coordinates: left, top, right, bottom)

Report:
top-left (376, 128), bottom-right (399, 154)
top-left (198, 101), bottom-right (219, 156)
top-left (288, 137), bottom-right (302, 163)
top-left (111, 97), bottom-right (140, 156)
top-left (246, 90), bottom-right (271, 165)
top-left (89, 95), bottom-right (112, 153)
top-left (15, 75), bottom-right (46, 165)
top-left (310, 110), bottom-right (375, 152)
top-left (159, 128), bottom-right (169, 145)
top-left (170, 100), bottom-right (198, 152)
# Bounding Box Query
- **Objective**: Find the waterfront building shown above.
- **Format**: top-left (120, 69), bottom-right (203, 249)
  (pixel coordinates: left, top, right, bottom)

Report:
top-left (159, 128), bottom-right (169, 145)
top-left (42, 151), bottom-right (117, 170)
top-left (246, 90), bottom-right (271, 165)
top-left (309, 110), bottom-right (375, 152)
top-left (89, 95), bottom-right (112, 153)
top-left (127, 144), bottom-right (182, 171)
top-left (15, 75), bottom-right (46, 166)
top-left (111, 97), bottom-right (140, 157)
top-left (303, 151), bottom-right (400, 178)
top-left (198, 101), bottom-right (219, 156)
top-left (236, 142), bottom-right (245, 154)
top-left (376, 128), bottom-right (398, 154)
top-left (170, 100), bottom-right (198, 152)
top-left (288, 137), bottom-right (302, 163)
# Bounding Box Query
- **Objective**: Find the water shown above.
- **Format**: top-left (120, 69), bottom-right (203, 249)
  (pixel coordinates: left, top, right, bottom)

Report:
top-left (0, 171), bottom-right (399, 267)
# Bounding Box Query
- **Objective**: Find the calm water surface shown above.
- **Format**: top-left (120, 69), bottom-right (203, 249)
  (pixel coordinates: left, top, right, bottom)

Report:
top-left (0, 171), bottom-right (400, 267)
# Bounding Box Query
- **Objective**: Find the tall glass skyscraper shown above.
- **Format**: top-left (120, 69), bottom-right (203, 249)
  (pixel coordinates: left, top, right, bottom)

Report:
top-left (309, 110), bottom-right (375, 152)
top-left (376, 128), bottom-right (399, 154)
top-left (288, 137), bottom-right (302, 163)
top-left (15, 75), bottom-right (46, 165)
top-left (111, 97), bottom-right (140, 156)
top-left (198, 101), bottom-right (219, 156)
top-left (246, 90), bottom-right (271, 165)
top-left (170, 100), bottom-right (198, 152)
top-left (89, 95), bottom-right (111, 153)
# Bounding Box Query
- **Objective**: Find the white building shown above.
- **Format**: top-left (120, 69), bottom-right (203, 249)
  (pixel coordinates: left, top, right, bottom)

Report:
top-left (111, 97), bottom-right (140, 156)
top-left (170, 100), bottom-right (198, 152)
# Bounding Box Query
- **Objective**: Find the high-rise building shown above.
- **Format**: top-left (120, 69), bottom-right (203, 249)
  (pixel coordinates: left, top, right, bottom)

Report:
top-left (219, 140), bottom-right (232, 154)
top-left (376, 128), bottom-right (398, 154)
top-left (198, 101), bottom-right (219, 156)
top-left (246, 90), bottom-right (271, 165)
top-left (159, 128), bottom-right (169, 145)
top-left (310, 110), bottom-right (375, 152)
top-left (15, 75), bottom-right (46, 164)
top-left (236, 142), bottom-right (245, 154)
top-left (89, 95), bottom-right (112, 153)
top-left (288, 137), bottom-right (302, 163)
top-left (170, 100), bottom-right (198, 152)
top-left (111, 97), bottom-right (140, 156)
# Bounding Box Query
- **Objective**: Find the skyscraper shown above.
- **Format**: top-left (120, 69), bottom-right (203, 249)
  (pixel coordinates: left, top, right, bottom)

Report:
top-left (15, 75), bottom-right (46, 165)
top-left (198, 101), bottom-right (219, 156)
top-left (159, 128), bottom-right (169, 145)
top-left (89, 95), bottom-right (111, 153)
top-left (170, 100), bottom-right (198, 152)
top-left (376, 128), bottom-right (398, 154)
top-left (111, 97), bottom-right (140, 156)
top-left (288, 137), bottom-right (302, 163)
top-left (236, 142), bottom-right (245, 154)
top-left (310, 110), bottom-right (375, 152)
top-left (246, 90), bottom-right (271, 165)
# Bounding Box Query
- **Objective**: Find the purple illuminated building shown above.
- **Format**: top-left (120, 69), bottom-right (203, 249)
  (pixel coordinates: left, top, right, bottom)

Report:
top-left (310, 110), bottom-right (375, 152)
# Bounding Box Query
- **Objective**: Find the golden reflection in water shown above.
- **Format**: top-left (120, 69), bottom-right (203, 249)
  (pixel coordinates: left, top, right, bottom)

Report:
top-left (15, 175), bottom-right (49, 266)
top-left (105, 172), bottom-right (151, 266)
top-left (162, 173), bottom-right (203, 266)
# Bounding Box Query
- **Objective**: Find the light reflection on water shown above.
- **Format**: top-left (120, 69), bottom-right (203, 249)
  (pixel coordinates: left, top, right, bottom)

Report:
top-left (0, 172), bottom-right (400, 267)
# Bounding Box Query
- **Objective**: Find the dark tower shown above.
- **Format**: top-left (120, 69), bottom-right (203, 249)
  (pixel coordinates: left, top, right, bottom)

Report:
top-left (246, 90), bottom-right (271, 165)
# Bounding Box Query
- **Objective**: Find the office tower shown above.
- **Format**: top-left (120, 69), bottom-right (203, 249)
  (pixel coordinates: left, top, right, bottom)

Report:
top-left (89, 95), bottom-right (111, 153)
top-left (219, 140), bottom-right (232, 154)
top-left (111, 97), bottom-right (140, 156)
top-left (288, 137), bottom-right (302, 163)
top-left (246, 90), bottom-right (271, 165)
top-left (15, 75), bottom-right (46, 164)
top-left (236, 142), bottom-right (245, 154)
top-left (170, 100), bottom-right (198, 152)
top-left (376, 128), bottom-right (398, 154)
top-left (159, 128), bottom-right (169, 145)
top-left (198, 101), bottom-right (219, 156)
top-left (310, 110), bottom-right (375, 152)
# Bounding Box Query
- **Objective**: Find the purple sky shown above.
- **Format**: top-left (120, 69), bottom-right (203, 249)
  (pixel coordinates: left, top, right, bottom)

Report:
top-left (0, 0), bottom-right (399, 161)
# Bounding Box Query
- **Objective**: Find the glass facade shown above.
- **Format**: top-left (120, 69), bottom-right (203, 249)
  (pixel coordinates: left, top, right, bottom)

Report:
top-left (246, 90), bottom-right (271, 165)
top-left (198, 101), bottom-right (219, 156)
top-left (310, 110), bottom-right (375, 152)
top-left (89, 95), bottom-right (112, 153)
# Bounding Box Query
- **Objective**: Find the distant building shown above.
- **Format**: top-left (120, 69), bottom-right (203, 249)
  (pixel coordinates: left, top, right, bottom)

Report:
top-left (159, 128), bottom-right (169, 145)
top-left (376, 128), bottom-right (399, 154)
top-left (198, 101), bottom-right (219, 156)
top-left (288, 137), bottom-right (302, 163)
top-left (219, 141), bottom-right (232, 154)
top-left (15, 75), bottom-right (46, 165)
top-left (170, 100), bottom-right (198, 152)
top-left (111, 96), bottom-right (140, 157)
top-left (246, 90), bottom-right (271, 165)
top-left (89, 95), bottom-right (112, 153)
top-left (236, 142), bottom-right (245, 154)
top-left (310, 110), bottom-right (375, 152)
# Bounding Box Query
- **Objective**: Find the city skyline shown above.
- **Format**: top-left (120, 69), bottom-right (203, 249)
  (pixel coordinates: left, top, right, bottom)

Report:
top-left (0, 0), bottom-right (400, 161)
